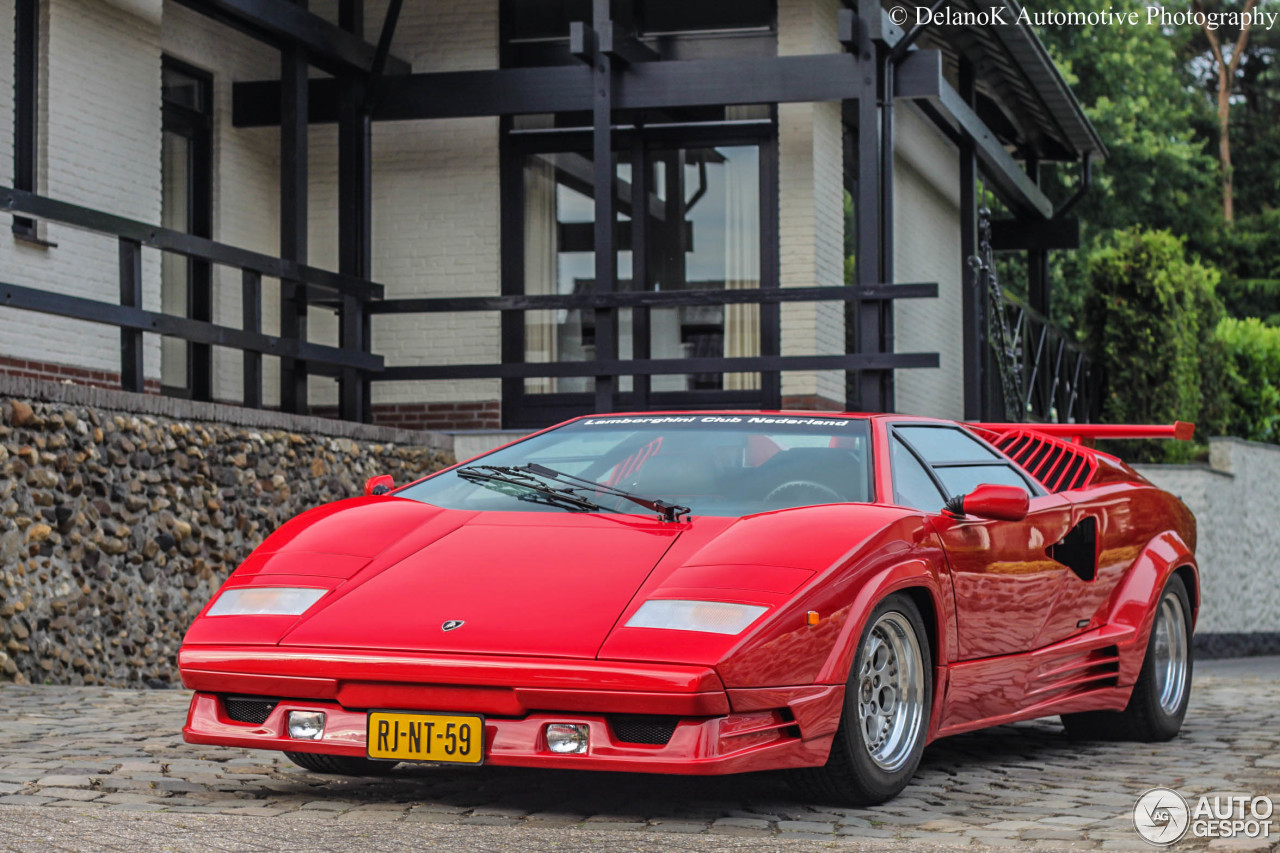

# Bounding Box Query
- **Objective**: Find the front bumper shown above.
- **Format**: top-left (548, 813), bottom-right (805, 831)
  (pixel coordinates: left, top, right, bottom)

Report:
top-left (179, 645), bottom-right (841, 774)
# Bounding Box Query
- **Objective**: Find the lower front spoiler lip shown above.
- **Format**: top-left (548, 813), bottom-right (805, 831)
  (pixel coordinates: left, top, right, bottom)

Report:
top-left (183, 692), bottom-right (834, 775)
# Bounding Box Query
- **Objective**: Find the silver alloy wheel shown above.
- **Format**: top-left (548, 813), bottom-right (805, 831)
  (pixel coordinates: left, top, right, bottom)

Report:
top-left (856, 611), bottom-right (925, 772)
top-left (1151, 590), bottom-right (1190, 714)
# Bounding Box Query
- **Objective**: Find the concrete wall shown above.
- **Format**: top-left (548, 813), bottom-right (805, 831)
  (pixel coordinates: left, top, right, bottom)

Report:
top-left (1136, 438), bottom-right (1280, 656)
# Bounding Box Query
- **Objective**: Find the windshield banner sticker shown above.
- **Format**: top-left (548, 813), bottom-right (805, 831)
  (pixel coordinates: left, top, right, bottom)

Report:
top-left (581, 415), bottom-right (852, 428)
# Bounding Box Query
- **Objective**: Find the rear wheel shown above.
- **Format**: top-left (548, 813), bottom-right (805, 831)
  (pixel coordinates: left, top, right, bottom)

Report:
top-left (1061, 573), bottom-right (1193, 742)
top-left (790, 594), bottom-right (932, 805)
top-left (284, 752), bottom-right (399, 776)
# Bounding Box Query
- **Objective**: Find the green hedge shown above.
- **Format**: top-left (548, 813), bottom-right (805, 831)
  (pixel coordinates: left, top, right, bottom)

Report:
top-left (1214, 317), bottom-right (1280, 444)
top-left (1083, 228), bottom-right (1228, 461)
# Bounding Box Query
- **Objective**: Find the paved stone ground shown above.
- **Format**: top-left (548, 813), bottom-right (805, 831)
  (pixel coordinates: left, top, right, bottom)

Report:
top-left (0, 658), bottom-right (1276, 852)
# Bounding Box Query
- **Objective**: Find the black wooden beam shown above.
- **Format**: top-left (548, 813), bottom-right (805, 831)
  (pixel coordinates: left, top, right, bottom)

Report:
top-left (12, 0), bottom-right (37, 237)
top-left (377, 353), bottom-right (940, 383)
top-left (233, 54), bottom-right (865, 127)
top-left (242, 269), bottom-right (263, 408)
top-left (629, 129), bottom-right (651, 411)
top-left (895, 50), bottom-right (1053, 219)
top-left (280, 32), bottom-right (309, 413)
top-left (0, 186), bottom-right (383, 301)
top-left (591, 0), bottom-right (617, 414)
top-left (118, 239), bottom-right (144, 393)
top-left (364, 283), bottom-right (938, 314)
top-left (338, 76), bottom-right (371, 422)
top-left (958, 57), bottom-right (983, 421)
top-left (170, 0), bottom-right (409, 77)
top-left (0, 281), bottom-right (382, 373)
top-left (849, 0), bottom-right (889, 413)
top-left (989, 217), bottom-right (1080, 252)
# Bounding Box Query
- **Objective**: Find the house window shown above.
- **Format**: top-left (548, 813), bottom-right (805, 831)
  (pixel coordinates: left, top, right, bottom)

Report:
top-left (12, 0), bottom-right (38, 238)
top-left (504, 118), bottom-right (776, 427)
top-left (160, 58), bottom-right (213, 399)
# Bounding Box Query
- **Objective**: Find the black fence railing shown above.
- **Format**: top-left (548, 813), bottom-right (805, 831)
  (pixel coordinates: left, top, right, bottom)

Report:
top-left (0, 186), bottom-right (383, 408)
top-left (2, 185), bottom-right (943, 417)
top-left (997, 291), bottom-right (1099, 424)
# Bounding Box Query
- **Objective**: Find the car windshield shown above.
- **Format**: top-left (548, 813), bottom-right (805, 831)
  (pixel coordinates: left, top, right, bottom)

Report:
top-left (396, 414), bottom-right (874, 518)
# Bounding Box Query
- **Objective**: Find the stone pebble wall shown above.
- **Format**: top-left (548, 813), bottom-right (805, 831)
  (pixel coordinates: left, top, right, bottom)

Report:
top-left (0, 396), bottom-right (453, 687)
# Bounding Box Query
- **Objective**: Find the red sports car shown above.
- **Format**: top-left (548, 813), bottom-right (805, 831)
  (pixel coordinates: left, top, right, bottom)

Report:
top-left (179, 412), bottom-right (1198, 805)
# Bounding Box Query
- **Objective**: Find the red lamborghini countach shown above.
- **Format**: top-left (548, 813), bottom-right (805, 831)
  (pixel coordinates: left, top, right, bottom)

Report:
top-left (179, 413), bottom-right (1198, 805)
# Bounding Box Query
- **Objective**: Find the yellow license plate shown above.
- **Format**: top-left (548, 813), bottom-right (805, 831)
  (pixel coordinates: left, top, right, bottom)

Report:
top-left (366, 711), bottom-right (485, 764)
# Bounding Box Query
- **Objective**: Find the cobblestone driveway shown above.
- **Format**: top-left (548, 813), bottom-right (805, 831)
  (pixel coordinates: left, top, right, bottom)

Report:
top-left (0, 657), bottom-right (1276, 852)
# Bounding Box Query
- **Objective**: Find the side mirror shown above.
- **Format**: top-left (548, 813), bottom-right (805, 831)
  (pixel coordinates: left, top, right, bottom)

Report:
top-left (944, 483), bottom-right (1029, 521)
top-left (364, 475), bottom-right (394, 497)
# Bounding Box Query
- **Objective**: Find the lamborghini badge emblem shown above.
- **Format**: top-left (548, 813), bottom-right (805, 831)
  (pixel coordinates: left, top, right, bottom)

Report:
top-left (441, 620), bottom-right (465, 632)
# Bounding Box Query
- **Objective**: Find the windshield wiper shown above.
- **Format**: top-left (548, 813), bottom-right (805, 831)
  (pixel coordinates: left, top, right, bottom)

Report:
top-left (519, 462), bottom-right (691, 523)
top-left (456, 466), bottom-right (605, 513)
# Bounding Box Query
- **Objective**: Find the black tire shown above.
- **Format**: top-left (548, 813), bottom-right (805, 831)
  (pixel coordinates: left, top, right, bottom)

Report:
top-left (284, 751), bottom-right (399, 776)
top-left (1061, 573), bottom-right (1193, 742)
top-left (790, 594), bottom-right (933, 806)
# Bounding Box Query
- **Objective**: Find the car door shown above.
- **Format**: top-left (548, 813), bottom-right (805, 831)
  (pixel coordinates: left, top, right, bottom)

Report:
top-left (890, 424), bottom-right (1076, 660)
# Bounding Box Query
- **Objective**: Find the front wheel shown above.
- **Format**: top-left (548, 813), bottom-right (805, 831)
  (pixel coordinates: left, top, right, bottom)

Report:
top-left (1061, 573), bottom-right (1193, 742)
top-left (790, 594), bottom-right (932, 805)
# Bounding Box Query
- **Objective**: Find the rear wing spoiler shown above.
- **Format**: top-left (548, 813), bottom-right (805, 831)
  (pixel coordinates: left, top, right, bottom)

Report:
top-left (969, 421), bottom-right (1195, 444)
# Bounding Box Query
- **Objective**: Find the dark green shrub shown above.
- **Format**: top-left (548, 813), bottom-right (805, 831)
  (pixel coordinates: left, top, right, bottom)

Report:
top-left (1214, 317), bottom-right (1280, 444)
top-left (1083, 228), bottom-right (1228, 461)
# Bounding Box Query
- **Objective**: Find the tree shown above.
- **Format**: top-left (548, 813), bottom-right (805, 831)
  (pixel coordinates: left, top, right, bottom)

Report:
top-left (1031, 0), bottom-right (1219, 240)
top-left (1190, 0), bottom-right (1263, 221)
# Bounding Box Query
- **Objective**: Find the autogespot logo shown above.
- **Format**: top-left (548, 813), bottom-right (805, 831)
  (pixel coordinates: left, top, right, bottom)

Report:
top-left (1133, 788), bottom-right (1190, 845)
top-left (1133, 788), bottom-right (1275, 845)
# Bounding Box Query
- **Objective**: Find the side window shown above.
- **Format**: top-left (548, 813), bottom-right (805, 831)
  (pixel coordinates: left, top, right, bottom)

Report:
top-left (894, 424), bottom-right (1038, 498)
top-left (896, 426), bottom-right (997, 464)
top-left (935, 464), bottom-right (1031, 497)
top-left (891, 438), bottom-right (946, 512)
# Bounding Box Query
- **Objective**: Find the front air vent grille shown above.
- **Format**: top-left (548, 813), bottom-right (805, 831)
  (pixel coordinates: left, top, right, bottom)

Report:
top-left (610, 715), bottom-right (681, 745)
top-left (224, 696), bottom-right (278, 725)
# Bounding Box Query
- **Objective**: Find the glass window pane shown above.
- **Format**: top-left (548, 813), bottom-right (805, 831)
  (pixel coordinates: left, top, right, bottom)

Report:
top-left (935, 465), bottom-right (1030, 498)
top-left (522, 151), bottom-right (628, 395)
top-left (162, 67), bottom-right (205, 112)
top-left (896, 426), bottom-right (998, 464)
top-left (891, 438), bottom-right (945, 512)
top-left (647, 145), bottom-right (760, 392)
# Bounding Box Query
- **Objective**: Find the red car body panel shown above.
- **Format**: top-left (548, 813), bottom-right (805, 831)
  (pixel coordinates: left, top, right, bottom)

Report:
top-left (179, 411), bottom-right (1199, 775)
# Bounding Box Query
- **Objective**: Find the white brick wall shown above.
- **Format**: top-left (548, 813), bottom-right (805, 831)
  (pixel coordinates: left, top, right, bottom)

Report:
top-left (2, 0), bottom-right (964, 421)
top-left (0, 0), bottom-right (163, 380)
top-left (308, 0), bottom-right (502, 408)
top-left (777, 0), bottom-right (845, 405)
top-left (892, 103), bottom-right (964, 419)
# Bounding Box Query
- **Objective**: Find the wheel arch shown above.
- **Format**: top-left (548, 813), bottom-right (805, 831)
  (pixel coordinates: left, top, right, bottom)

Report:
top-left (1172, 563), bottom-right (1200, 628)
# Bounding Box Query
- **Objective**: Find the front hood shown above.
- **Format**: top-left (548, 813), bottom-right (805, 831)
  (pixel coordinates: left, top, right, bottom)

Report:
top-left (279, 509), bottom-right (689, 658)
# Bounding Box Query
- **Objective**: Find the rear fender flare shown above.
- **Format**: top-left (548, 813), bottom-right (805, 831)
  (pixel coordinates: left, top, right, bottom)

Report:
top-left (1106, 530), bottom-right (1198, 685)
